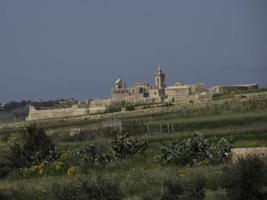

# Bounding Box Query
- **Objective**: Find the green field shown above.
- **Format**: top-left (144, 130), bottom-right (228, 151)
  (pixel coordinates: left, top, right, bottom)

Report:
top-left (0, 104), bottom-right (267, 199)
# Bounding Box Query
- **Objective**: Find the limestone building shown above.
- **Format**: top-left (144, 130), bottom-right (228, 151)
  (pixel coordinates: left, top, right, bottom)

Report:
top-left (111, 66), bottom-right (166, 104)
top-left (165, 82), bottom-right (205, 102)
top-left (111, 66), bottom-right (207, 104)
top-left (88, 99), bottom-right (112, 114)
top-left (210, 83), bottom-right (259, 94)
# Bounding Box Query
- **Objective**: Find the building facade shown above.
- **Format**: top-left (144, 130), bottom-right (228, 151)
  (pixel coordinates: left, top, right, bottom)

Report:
top-left (111, 66), bottom-right (206, 104)
top-left (111, 66), bottom-right (166, 104)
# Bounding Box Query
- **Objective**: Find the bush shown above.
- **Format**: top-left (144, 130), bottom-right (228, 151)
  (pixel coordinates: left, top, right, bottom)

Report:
top-left (112, 132), bottom-right (147, 159)
top-left (161, 133), bottom-right (230, 166)
top-left (161, 174), bottom-right (206, 200)
top-left (4, 125), bottom-right (59, 168)
top-left (223, 156), bottom-right (267, 200)
top-left (209, 138), bottom-right (231, 164)
top-left (78, 143), bottom-right (111, 167)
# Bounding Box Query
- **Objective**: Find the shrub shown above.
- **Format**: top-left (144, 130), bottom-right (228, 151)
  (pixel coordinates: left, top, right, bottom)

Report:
top-left (4, 124), bottom-right (59, 168)
top-left (78, 143), bottom-right (111, 167)
top-left (209, 138), bottom-right (231, 164)
top-left (161, 133), bottom-right (230, 166)
top-left (223, 156), bottom-right (267, 200)
top-left (161, 133), bottom-right (210, 166)
top-left (112, 132), bottom-right (147, 159)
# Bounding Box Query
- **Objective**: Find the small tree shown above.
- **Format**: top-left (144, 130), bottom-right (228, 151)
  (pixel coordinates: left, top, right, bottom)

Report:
top-left (223, 156), bottom-right (267, 200)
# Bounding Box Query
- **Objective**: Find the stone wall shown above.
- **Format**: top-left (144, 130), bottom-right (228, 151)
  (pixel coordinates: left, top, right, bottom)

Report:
top-left (231, 147), bottom-right (267, 163)
top-left (2, 91), bottom-right (267, 129)
top-left (26, 106), bottom-right (88, 121)
top-left (89, 99), bottom-right (112, 114)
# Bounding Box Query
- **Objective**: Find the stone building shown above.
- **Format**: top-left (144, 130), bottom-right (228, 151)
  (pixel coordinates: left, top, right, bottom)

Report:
top-left (88, 99), bottom-right (112, 114)
top-left (111, 66), bottom-right (166, 104)
top-left (210, 83), bottom-right (259, 94)
top-left (165, 82), bottom-right (205, 102)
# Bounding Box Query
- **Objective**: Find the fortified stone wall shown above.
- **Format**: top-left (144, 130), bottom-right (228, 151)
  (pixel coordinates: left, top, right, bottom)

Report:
top-left (26, 106), bottom-right (88, 121)
top-left (2, 91), bottom-right (267, 129)
top-left (89, 99), bottom-right (112, 114)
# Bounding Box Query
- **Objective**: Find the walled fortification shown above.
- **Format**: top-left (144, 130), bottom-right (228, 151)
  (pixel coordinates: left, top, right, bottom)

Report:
top-left (23, 68), bottom-right (264, 121)
top-left (26, 106), bottom-right (88, 121)
top-left (9, 91), bottom-right (267, 129)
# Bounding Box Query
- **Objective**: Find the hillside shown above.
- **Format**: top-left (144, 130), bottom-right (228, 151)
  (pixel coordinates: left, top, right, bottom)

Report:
top-left (0, 94), bottom-right (267, 199)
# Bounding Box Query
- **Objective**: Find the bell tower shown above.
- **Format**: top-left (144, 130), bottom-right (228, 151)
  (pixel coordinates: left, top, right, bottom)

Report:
top-left (154, 64), bottom-right (166, 90)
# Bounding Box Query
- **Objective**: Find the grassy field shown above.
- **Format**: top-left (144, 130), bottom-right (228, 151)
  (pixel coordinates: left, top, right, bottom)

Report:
top-left (0, 105), bottom-right (267, 199)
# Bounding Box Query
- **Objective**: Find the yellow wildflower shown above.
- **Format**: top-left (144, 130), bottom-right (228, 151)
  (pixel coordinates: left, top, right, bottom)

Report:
top-left (39, 168), bottom-right (44, 176)
top-left (60, 151), bottom-right (69, 161)
top-left (55, 161), bottom-right (63, 171)
top-left (67, 166), bottom-right (79, 177)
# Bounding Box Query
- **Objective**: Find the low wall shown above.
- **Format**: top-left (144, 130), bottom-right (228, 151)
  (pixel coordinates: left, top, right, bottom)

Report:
top-left (231, 147), bottom-right (267, 162)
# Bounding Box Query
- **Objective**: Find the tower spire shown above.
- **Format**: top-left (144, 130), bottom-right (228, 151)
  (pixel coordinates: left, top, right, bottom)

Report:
top-left (155, 65), bottom-right (166, 90)
top-left (158, 64), bottom-right (161, 72)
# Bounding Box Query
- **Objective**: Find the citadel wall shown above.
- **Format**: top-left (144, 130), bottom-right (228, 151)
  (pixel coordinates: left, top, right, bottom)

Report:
top-left (2, 91), bottom-right (267, 128)
top-left (26, 106), bottom-right (88, 121)
top-left (89, 99), bottom-right (112, 114)
top-left (24, 91), bottom-right (267, 123)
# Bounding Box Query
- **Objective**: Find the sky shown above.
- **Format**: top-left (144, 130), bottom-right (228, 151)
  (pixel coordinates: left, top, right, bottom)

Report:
top-left (0, 0), bottom-right (267, 102)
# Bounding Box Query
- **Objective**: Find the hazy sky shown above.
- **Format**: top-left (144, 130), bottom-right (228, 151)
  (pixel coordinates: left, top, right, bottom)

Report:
top-left (0, 0), bottom-right (266, 102)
